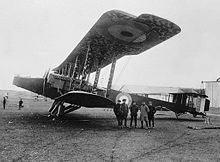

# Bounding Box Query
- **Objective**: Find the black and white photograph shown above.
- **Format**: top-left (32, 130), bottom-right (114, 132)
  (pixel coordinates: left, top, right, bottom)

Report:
top-left (0, 0), bottom-right (220, 161)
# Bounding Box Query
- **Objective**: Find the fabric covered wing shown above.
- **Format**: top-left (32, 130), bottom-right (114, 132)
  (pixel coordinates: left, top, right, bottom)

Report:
top-left (53, 10), bottom-right (181, 73)
top-left (55, 91), bottom-right (115, 108)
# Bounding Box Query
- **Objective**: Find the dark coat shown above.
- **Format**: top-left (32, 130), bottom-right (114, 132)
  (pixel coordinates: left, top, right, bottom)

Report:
top-left (3, 98), bottom-right (6, 104)
top-left (148, 105), bottom-right (156, 118)
top-left (130, 104), bottom-right (139, 116)
top-left (19, 100), bottom-right (23, 107)
top-left (121, 103), bottom-right (129, 118)
top-left (113, 103), bottom-right (121, 116)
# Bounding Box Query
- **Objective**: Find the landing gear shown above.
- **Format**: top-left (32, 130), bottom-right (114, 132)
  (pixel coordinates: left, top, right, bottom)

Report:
top-left (175, 113), bottom-right (181, 119)
top-left (48, 100), bottom-right (64, 119)
top-left (48, 100), bottom-right (81, 119)
top-left (175, 112), bottom-right (185, 119)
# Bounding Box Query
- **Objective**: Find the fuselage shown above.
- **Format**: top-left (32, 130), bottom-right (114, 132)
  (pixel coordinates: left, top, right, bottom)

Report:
top-left (13, 73), bottom-right (207, 117)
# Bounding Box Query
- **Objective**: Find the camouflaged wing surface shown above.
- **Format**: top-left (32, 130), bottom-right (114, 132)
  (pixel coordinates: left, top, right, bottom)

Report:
top-left (53, 10), bottom-right (181, 73)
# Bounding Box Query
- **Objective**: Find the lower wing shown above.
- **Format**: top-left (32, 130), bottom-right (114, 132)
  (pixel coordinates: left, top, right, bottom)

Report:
top-left (55, 91), bottom-right (115, 108)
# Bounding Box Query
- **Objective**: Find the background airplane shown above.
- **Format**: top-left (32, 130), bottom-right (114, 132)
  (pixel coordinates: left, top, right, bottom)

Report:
top-left (13, 10), bottom-right (206, 119)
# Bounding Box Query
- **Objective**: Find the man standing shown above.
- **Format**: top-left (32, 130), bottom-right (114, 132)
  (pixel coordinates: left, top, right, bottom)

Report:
top-left (140, 102), bottom-right (149, 129)
top-left (3, 97), bottom-right (6, 109)
top-left (148, 101), bottom-right (156, 128)
top-left (18, 99), bottom-right (23, 110)
top-left (130, 101), bottom-right (139, 128)
top-left (113, 100), bottom-right (122, 127)
top-left (121, 99), bottom-right (129, 127)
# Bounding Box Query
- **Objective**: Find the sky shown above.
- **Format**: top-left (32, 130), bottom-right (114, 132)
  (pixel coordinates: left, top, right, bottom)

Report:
top-left (0, 0), bottom-right (220, 91)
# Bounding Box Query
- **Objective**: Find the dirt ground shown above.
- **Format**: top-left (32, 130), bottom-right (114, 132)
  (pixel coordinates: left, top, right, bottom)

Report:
top-left (0, 91), bottom-right (220, 162)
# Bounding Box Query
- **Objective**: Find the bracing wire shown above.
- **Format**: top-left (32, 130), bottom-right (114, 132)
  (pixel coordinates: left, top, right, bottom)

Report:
top-left (113, 56), bottom-right (131, 86)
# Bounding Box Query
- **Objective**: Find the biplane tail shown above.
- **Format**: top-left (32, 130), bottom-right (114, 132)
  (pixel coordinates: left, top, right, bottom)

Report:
top-left (13, 76), bottom-right (44, 95)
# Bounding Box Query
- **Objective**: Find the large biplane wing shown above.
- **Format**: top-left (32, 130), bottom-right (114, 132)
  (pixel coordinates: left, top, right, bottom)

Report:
top-left (53, 10), bottom-right (181, 75)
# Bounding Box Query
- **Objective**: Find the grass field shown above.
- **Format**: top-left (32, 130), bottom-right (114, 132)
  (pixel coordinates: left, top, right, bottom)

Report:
top-left (0, 90), bottom-right (220, 162)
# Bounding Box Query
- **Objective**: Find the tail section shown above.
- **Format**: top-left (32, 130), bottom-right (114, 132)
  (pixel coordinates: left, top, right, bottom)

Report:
top-left (13, 76), bottom-right (44, 95)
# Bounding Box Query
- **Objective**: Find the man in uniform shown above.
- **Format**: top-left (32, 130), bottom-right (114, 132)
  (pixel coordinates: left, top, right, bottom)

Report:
top-left (148, 101), bottom-right (156, 128)
top-left (113, 100), bottom-right (122, 127)
top-left (140, 102), bottom-right (149, 129)
top-left (18, 99), bottom-right (23, 110)
top-left (130, 101), bottom-right (139, 128)
top-left (3, 97), bottom-right (6, 109)
top-left (121, 99), bottom-right (129, 127)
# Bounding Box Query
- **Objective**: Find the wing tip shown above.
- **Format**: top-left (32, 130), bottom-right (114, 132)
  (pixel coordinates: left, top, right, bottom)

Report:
top-left (136, 14), bottom-right (181, 37)
top-left (103, 11), bottom-right (181, 36)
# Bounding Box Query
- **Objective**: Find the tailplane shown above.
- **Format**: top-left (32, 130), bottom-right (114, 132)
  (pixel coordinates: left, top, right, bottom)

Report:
top-left (13, 75), bottom-right (44, 95)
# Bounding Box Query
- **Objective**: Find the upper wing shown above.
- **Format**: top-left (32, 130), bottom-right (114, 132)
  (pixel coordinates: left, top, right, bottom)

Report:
top-left (53, 10), bottom-right (181, 74)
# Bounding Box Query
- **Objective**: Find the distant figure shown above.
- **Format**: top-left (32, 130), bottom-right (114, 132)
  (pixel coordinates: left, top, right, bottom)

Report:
top-left (148, 101), bottom-right (156, 128)
top-left (204, 115), bottom-right (211, 125)
top-left (35, 96), bottom-right (39, 101)
top-left (5, 93), bottom-right (8, 99)
top-left (140, 102), bottom-right (149, 129)
top-left (121, 99), bottom-right (129, 127)
top-left (18, 99), bottom-right (23, 110)
top-left (3, 97), bottom-right (6, 109)
top-left (130, 101), bottom-right (139, 128)
top-left (113, 100), bottom-right (122, 127)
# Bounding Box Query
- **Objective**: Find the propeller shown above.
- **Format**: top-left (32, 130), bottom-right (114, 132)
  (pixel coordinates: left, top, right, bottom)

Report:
top-left (43, 68), bottom-right (50, 96)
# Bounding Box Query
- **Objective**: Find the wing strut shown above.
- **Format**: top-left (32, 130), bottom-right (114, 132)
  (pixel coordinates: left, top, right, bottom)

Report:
top-left (80, 43), bottom-right (90, 89)
top-left (93, 67), bottom-right (101, 90)
top-left (86, 72), bottom-right (91, 83)
top-left (67, 63), bottom-right (72, 77)
top-left (64, 64), bottom-right (67, 76)
top-left (72, 55), bottom-right (79, 79)
top-left (68, 56), bottom-right (79, 90)
top-left (105, 54), bottom-right (117, 97)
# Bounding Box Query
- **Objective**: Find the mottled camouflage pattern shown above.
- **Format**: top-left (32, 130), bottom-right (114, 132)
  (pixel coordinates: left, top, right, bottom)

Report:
top-left (54, 10), bottom-right (181, 74)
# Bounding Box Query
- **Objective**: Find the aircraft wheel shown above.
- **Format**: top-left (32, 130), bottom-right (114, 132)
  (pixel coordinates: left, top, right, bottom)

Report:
top-left (175, 113), bottom-right (179, 119)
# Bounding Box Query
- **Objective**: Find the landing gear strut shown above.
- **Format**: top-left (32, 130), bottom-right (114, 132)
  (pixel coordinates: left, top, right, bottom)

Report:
top-left (48, 100), bottom-right (81, 119)
top-left (175, 112), bottom-right (185, 119)
top-left (175, 113), bottom-right (180, 119)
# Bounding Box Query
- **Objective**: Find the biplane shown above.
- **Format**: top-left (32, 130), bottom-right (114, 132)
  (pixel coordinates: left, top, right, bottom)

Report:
top-left (12, 10), bottom-right (198, 118)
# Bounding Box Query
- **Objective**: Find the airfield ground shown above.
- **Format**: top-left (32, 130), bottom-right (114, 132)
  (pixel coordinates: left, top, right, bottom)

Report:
top-left (0, 90), bottom-right (220, 162)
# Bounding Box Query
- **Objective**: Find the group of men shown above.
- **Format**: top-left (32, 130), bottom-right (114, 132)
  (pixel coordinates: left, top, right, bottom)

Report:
top-left (113, 99), bottom-right (156, 129)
